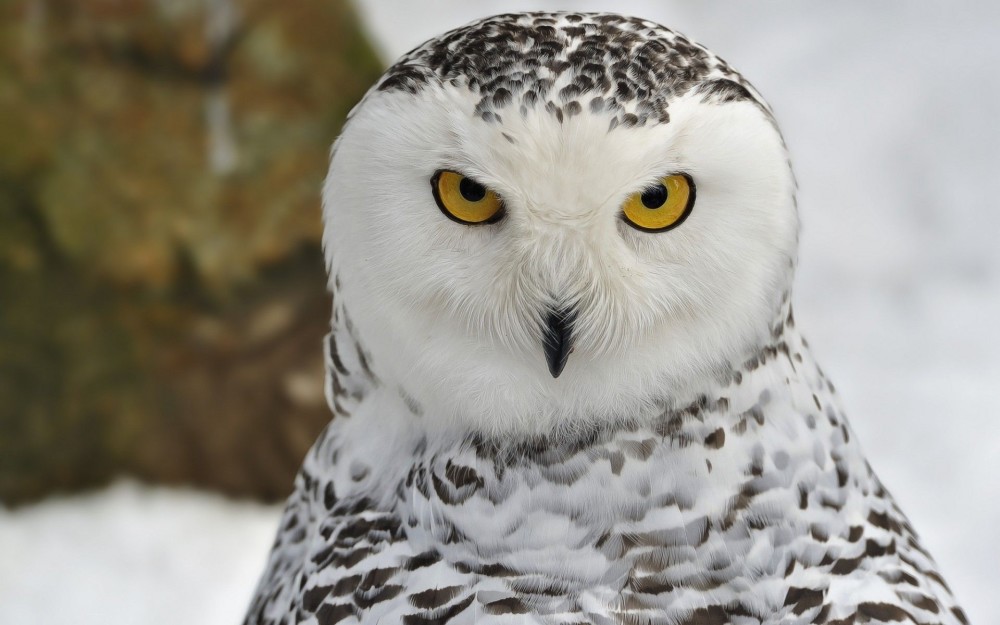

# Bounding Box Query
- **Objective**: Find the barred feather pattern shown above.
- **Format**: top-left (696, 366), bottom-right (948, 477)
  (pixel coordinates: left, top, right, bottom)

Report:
top-left (244, 299), bottom-right (968, 625)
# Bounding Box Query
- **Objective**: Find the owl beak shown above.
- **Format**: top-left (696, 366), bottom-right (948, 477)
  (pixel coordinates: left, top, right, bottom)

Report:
top-left (542, 307), bottom-right (576, 378)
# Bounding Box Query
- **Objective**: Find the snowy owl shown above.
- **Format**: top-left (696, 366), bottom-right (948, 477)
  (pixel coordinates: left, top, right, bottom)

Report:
top-left (245, 13), bottom-right (968, 625)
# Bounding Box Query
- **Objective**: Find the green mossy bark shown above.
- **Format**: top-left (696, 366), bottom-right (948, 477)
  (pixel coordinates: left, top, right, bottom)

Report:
top-left (0, 0), bottom-right (383, 505)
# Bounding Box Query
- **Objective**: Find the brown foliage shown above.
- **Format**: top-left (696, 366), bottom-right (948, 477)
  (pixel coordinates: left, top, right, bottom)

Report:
top-left (0, 0), bottom-right (383, 504)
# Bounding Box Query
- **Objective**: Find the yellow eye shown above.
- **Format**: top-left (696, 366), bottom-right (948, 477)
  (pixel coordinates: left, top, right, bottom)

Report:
top-left (621, 174), bottom-right (695, 232)
top-left (432, 170), bottom-right (505, 225)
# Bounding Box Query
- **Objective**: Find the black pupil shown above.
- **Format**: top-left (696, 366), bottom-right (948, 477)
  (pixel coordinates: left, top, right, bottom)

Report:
top-left (459, 177), bottom-right (487, 202)
top-left (641, 184), bottom-right (668, 209)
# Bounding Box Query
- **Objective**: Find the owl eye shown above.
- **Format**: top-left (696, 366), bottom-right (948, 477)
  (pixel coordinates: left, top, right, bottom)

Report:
top-left (621, 174), bottom-right (695, 232)
top-left (432, 170), bottom-right (505, 225)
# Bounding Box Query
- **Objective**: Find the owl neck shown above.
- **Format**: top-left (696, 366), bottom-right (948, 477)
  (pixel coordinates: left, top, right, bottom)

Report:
top-left (316, 297), bottom-right (864, 523)
top-left (321, 290), bottom-right (808, 440)
top-left (323, 291), bottom-right (801, 440)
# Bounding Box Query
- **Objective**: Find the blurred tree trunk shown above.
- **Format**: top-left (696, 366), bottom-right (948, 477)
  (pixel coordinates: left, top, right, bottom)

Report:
top-left (0, 0), bottom-right (383, 504)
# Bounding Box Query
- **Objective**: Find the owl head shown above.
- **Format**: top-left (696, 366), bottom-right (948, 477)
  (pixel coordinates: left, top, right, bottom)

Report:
top-left (322, 13), bottom-right (797, 437)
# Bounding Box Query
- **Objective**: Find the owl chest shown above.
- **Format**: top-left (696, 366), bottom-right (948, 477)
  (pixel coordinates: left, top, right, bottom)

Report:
top-left (391, 430), bottom-right (840, 594)
top-left (301, 406), bottom-right (942, 623)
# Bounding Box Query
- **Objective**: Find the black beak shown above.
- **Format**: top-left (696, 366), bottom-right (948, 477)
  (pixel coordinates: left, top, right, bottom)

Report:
top-left (542, 307), bottom-right (576, 378)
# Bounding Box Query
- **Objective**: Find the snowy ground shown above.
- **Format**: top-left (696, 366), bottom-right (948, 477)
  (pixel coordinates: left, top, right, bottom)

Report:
top-left (0, 481), bottom-right (280, 625)
top-left (2, 2), bottom-right (997, 624)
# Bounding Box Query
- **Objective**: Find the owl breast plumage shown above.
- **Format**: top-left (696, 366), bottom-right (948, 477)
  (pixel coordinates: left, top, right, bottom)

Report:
top-left (245, 12), bottom-right (968, 625)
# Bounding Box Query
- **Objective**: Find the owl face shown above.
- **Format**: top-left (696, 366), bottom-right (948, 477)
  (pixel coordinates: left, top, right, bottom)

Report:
top-left (323, 14), bottom-right (798, 436)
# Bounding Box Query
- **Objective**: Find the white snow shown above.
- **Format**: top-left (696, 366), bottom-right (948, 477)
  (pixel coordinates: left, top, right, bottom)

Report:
top-left (1, 2), bottom-right (996, 623)
top-left (0, 482), bottom-right (280, 625)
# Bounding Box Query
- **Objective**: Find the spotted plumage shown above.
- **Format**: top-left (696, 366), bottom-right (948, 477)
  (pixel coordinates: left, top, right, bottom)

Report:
top-left (375, 13), bottom-right (764, 130)
top-left (245, 12), bottom-right (968, 625)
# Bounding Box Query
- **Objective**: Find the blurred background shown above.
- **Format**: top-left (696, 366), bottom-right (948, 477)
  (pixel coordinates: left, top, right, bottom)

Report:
top-left (0, 1), bottom-right (996, 624)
